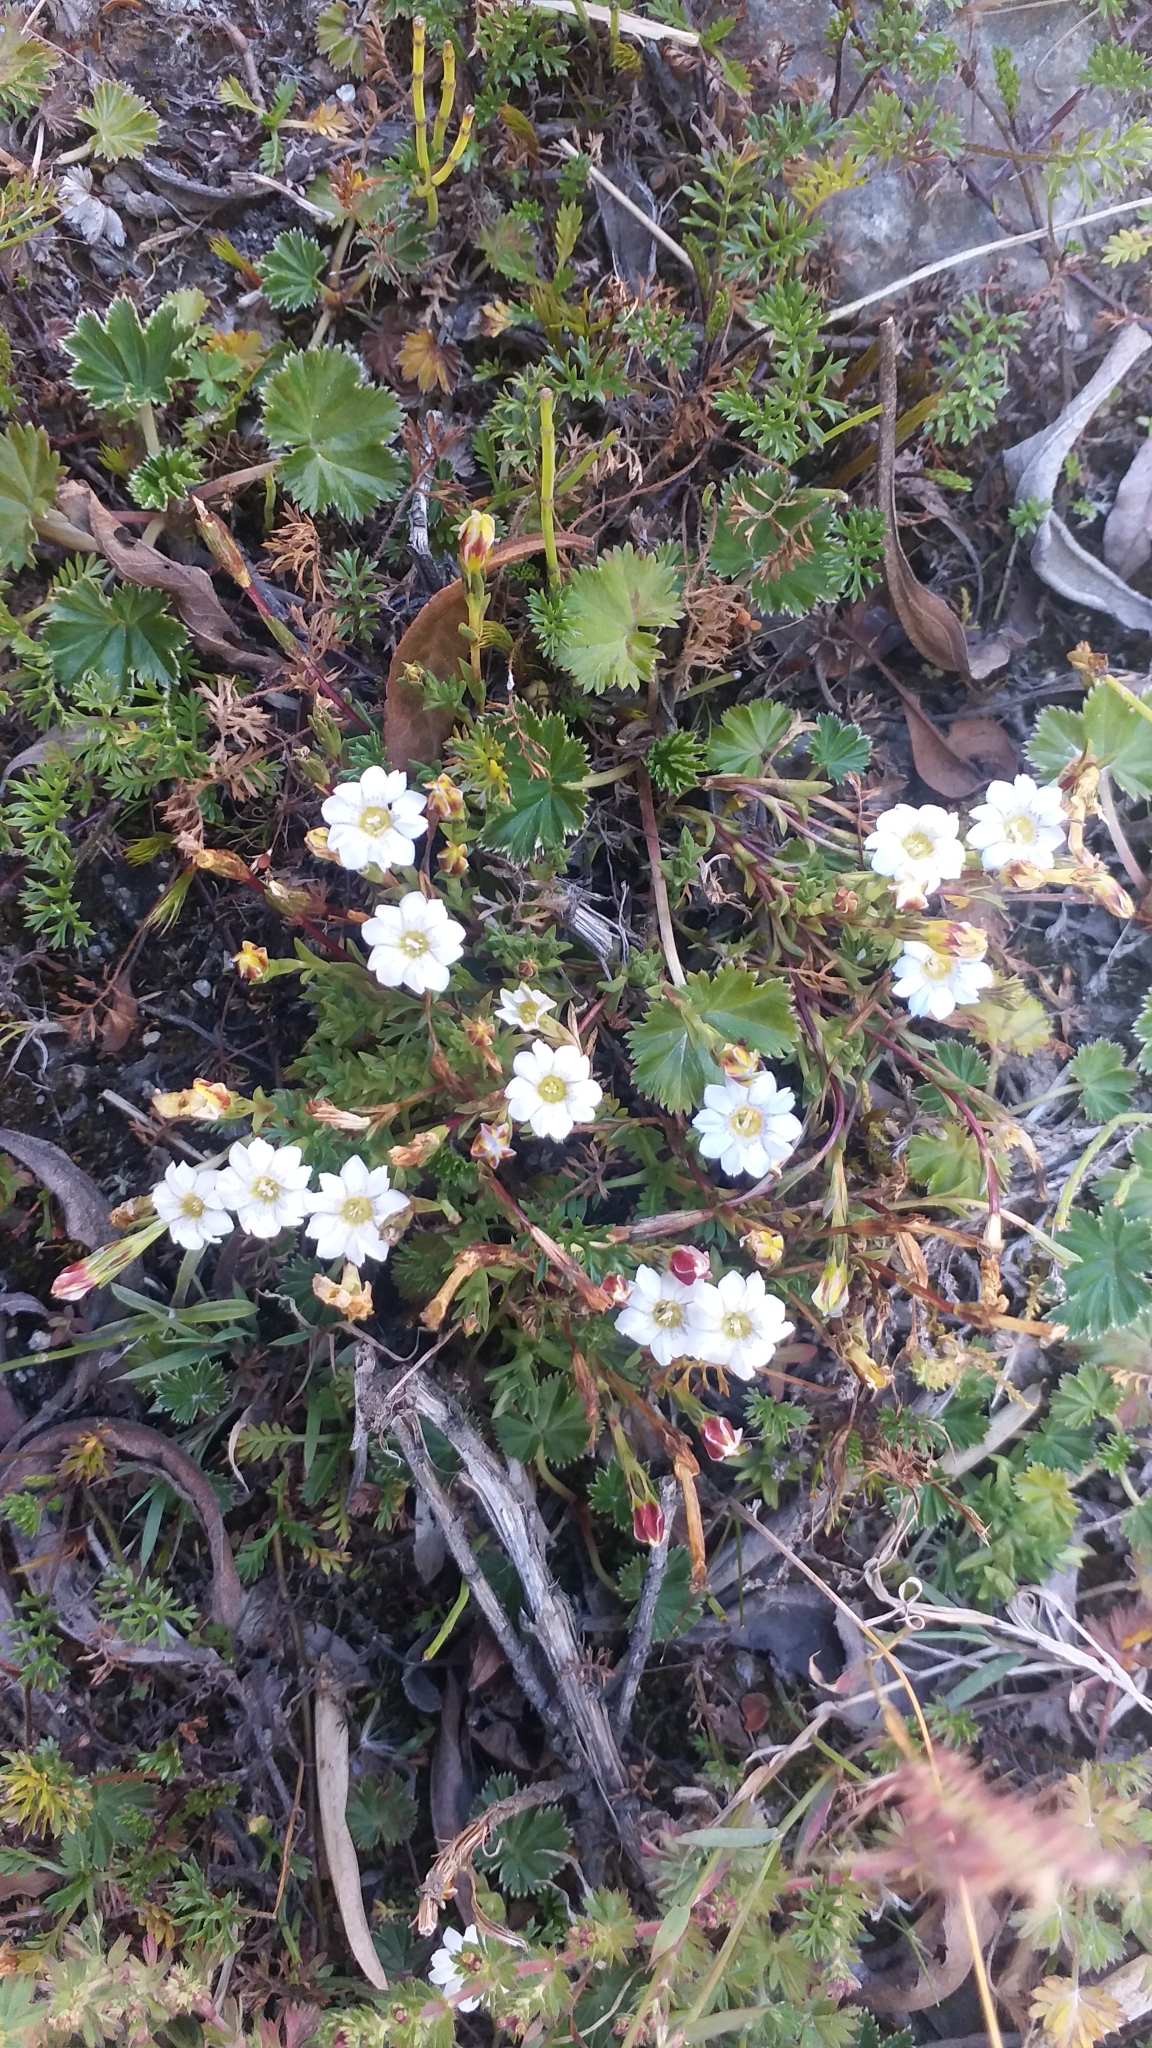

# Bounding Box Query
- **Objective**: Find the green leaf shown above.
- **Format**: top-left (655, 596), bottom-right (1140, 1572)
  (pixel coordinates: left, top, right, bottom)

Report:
top-left (0, 8), bottom-right (54, 119)
top-left (1055, 1207), bottom-right (1152, 1337)
top-left (1122, 1497), bottom-right (1152, 1556)
top-left (0, 422), bottom-right (60, 570)
top-left (77, 79), bottom-right (158, 162)
top-left (477, 1800), bottom-right (572, 1894)
top-left (1048, 1362), bottom-right (1121, 1432)
top-left (481, 711), bottom-right (588, 860)
top-left (260, 345), bottom-right (403, 518)
top-left (1095, 1129), bottom-right (1152, 1214)
top-left (63, 298), bottom-right (187, 413)
top-left (617, 1545), bottom-right (702, 1639)
top-left (807, 712), bottom-right (870, 782)
top-left (345, 1773), bottom-right (417, 1849)
top-left (906, 1125), bottom-right (984, 1200)
top-left (1026, 705), bottom-right (1085, 782)
top-left (1082, 681), bottom-right (1152, 798)
top-left (1068, 1039), bottom-right (1138, 1121)
top-left (681, 2010), bottom-right (778, 2043)
top-left (706, 700), bottom-right (792, 777)
top-left (493, 1377), bottom-right (590, 1467)
top-left (477, 212), bottom-right (539, 283)
top-left (710, 469), bottom-right (847, 614)
top-left (44, 573), bottom-right (188, 689)
top-left (259, 230), bottom-right (327, 311)
top-left (551, 545), bottom-right (684, 695)
top-left (627, 968), bottom-right (795, 1113)
top-left (914, 1041), bottom-right (989, 1116)
top-left (316, 0), bottom-right (366, 73)
top-left (127, 447), bottom-right (205, 510)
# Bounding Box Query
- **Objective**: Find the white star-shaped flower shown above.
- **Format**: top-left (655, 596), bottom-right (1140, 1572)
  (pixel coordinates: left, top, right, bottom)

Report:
top-left (215, 1137), bottom-right (313, 1239)
top-left (614, 1265), bottom-right (699, 1366)
top-left (320, 766), bottom-right (429, 873)
top-left (965, 774), bottom-right (1067, 871)
top-left (494, 984), bottom-right (557, 1032)
top-left (686, 1270), bottom-right (793, 1380)
top-left (428, 1924), bottom-right (481, 2011)
top-left (892, 936), bottom-right (994, 1021)
top-left (361, 890), bottom-right (466, 996)
top-left (864, 803), bottom-right (965, 909)
top-left (691, 1072), bottom-right (802, 1181)
top-left (151, 1161), bottom-right (233, 1251)
top-left (304, 1154), bottom-right (409, 1265)
top-left (503, 1040), bottom-right (602, 1142)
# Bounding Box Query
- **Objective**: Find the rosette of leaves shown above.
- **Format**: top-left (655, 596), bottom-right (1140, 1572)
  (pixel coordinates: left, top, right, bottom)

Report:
top-left (0, 7), bottom-right (55, 117)
top-left (128, 448), bottom-right (205, 509)
top-left (259, 345), bottom-right (404, 517)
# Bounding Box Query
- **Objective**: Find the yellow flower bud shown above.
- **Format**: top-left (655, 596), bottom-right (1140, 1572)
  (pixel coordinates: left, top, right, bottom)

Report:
top-left (457, 510), bottom-right (496, 573)
top-left (232, 941), bottom-right (270, 982)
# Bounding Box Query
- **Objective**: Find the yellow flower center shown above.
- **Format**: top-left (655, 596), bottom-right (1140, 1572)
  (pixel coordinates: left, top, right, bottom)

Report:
top-left (652, 1298), bottom-right (684, 1329)
top-left (920, 951), bottom-right (954, 982)
top-left (400, 930), bottom-right (430, 958)
top-left (729, 1104), bottom-right (764, 1139)
top-left (359, 805), bottom-right (392, 836)
top-left (341, 1195), bottom-right (374, 1226)
top-left (179, 1192), bottom-right (205, 1219)
top-left (721, 1309), bottom-right (754, 1342)
top-left (252, 1175), bottom-right (282, 1203)
top-left (1004, 813), bottom-right (1035, 846)
top-left (536, 1074), bottom-right (568, 1104)
top-left (902, 829), bottom-right (934, 861)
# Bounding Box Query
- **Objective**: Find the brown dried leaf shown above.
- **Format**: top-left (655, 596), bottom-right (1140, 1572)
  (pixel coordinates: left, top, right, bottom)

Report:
top-left (894, 679), bottom-right (1015, 798)
top-left (1103, 435), bottom-right (1152, 583)
top-left (0, 1128), bottom-right (113, 1249)
top-left (396, 327), bottom-right (461, 395)
top-left (1030, 1976), bottom-right (1126, 2048)
top-left (878, 324), bottom-right (977, 677)
top-left (314, 1668), bottom-right (389, 1988)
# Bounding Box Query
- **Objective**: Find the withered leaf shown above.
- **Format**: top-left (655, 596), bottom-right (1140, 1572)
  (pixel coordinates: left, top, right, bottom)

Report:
top-left (396, 326), bottom-right (461, 395)
top-left (1104, 435), bottom-right (1152, 583)
top-left (894, 680), bottom-right (1016, 798)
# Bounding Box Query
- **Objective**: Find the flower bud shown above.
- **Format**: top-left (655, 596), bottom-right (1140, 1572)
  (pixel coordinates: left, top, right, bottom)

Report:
top-left (741, 1227), bottom-right (784, 1270)
top-left (437, 840), bottom-right (469, 876)
top-left (700, 1415), bottom-right (743, 1461)
top-left (387, 1127), bottom-right (445, 1168)
top-left (232, 941), bottom-right (270, 982)
top-left (599, 1271), bottom-right (630, 1306)
top-left (669, 1245), bottom-right (710, 1286)
top-left (813, 1255), bottom-right (849, 1318)
top-left (1000, 858), bottom-right (1049, 892)
top-left (312, 1262), bottom-right (374, 1320)
top-left (632, 1500), bottom-right (666, 1547)
top-left (425, 773), bottom-right (466, 821)
top-left (718, 1042), bottom-right (760, 1081)
top-left (471, 1120), bottom-right (515, 1166)
top-left (458, 510), bottom-right (496, 573)
top-left (152, 1078), bottom-right (237, 1122)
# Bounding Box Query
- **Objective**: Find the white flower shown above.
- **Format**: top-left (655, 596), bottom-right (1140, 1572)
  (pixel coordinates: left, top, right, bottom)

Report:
top-left (687, 1270), bottom-right (793, 1380)
top-left (692, 1072), bottom-right (802, 1181)
top-left (151, 1161), bottom-right (233, 1251)
top-left (892, 936), bottom-right (995, 1021)
top-left (495, 984), bottom-right (557, 1032)
top-left (864, 803), bottom-right (965, 909)
top-left (321, 766), bottom-right (429, 873)
top-left (215, 1137), bottom-right (313, 1239)
top-left (504, 1040), bottom-right (603, 1142)
top-left (428, 1924), bottom-right (480, 2011)
top-left (615, 1265), bottom-right (699, 1367)
top-left (362, 890), bottom-right (466, 995)
top-left (304, 1153), bottom-right (409, 1265)
top-left (966, 774), bottom-right (1067, 872)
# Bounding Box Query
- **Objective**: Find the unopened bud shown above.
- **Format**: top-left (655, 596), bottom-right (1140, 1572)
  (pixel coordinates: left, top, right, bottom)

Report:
top-left (700, 1415), bottom-right (743, 1461)
top-left (669, 1245), bottom-right (710, 1286)
top-left (718, 1042), bottom-right (761, 1081)
top-left (600, 1271), bottom-right (630, 1305)
top-left (458, 510), bottom-right (496, 573)
top-left (741, 1228), bottom-right (784, 1270)
top-left (312, 1262), bottom-right (374, 1321)
top-left (437, 841), bottom-right (469, 876)
top-left (632, 1500), bottom-right (665, 1547)
top-left (425, 773), bottom-right (466, 821)
top-left (812, 1255), bottom-right (849, 1319)
top-left (232, 941), bottom-right (270, 982)
top-left (387, 1127), bottom-right (445, 1168)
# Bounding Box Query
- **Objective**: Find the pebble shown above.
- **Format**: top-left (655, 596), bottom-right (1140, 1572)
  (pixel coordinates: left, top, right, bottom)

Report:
top-left (193, 979), bottom-right (212, 997)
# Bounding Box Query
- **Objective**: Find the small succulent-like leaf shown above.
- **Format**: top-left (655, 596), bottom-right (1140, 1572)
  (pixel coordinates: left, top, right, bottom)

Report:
top-left (1055, 1207), bottom-right (1152, 1337)
top-left (551, 544), bottom-right (684, 696)
top-left (0, 421), bottom-right (61, 570)
top-left (77, 79), bottom-right (159, 163)
top-left (44, 572), bottom-right (189, 689)
top-left (258, 230), bottom-right (327, 312)
top-left (64, 297), bottom-right (187, 413)
top-left (260, 345), bottom-right (403, 518)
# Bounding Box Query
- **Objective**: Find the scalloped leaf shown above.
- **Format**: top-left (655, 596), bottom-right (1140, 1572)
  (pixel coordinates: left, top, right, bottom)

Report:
top-left (63, 297), bottom-right (187, 413)
top-left (0, 422), bottom-right (60, 570)
top-left (260, 346), bottom-right (403, 517)
top-left (1068, 1039), bottom-right (1138, 1121)
top-left (44, 572), bottom-right (189, 689)
top-left (1055, 1207), bottom-right (1152, 1337)
top-left (628, 966), bottom-right (795, 1112)
top-left (258, 230), bottom-right (327, 312)
top-left (551, 545), bottom-right (684, 695)
top-left (480, 710), bottom-right (588, 860)
top-left (77, 79), bottom-right (158, 163)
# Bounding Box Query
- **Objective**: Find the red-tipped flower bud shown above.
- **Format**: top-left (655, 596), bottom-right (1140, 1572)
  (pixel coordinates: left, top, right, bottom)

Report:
top-left (632, 1500), bottom-right (666, 1547)
top-left (669, 1245), bottom-right (710, 1286)
top-left (700, 1415), bottom-right (743, 1461)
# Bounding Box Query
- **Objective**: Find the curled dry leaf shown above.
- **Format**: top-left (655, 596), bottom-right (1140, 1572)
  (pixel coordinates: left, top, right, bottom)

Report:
top-left (1004, 323), bottom-right (1152, 635)
top-left (894, 679), bottom-right (1017, 798)
top-left (313, 1666), bottom-right (389, 1988)
top-left (384, 530), bottom-right (594, 773)
top-left (1103, 434), bottom-right (1152, 584)
top-left (0, 1126), bottom-right (115, 1249)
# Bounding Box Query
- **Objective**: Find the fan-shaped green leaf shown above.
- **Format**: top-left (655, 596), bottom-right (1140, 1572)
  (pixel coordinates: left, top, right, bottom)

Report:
top-left (0, 8), bottom-right (54, 118)
top-left (551, 544), bottom-right (684, 695)
top-left (77, 79), bottom-right (158, 163)
top-left (0, 422), bottom-right (60, 570)
top-left (1068, 1039), bottom-right (1138, 1122)
top-left (706, 700), bottom-right (792, 777)
top-left (44, 574), bottom-right (188, 689)
top-left (808, 712), bottom-right (870, 782)
top-left (259, 230), bottom-right (327, 311)
top-left (1026, 705), bottom-right (1085, 782)
top-left (259, 345), bottom-right (403, 517)
top-left (480, 711), bottom-right (588, 860)
top-left (1055, 1207), bottom-right (1152, 1337)
top-left (64, 298), bottom-right (187, 413)
top-left (477, 1800), bottom-right (572, 1895)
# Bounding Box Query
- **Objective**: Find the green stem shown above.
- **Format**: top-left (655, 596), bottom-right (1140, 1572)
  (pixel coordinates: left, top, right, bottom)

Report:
top-left (422, 1579), bottom-right (470, 1660)
top-left (137, 401), bottom-right (161, 458)
top-left (411, 16), bottom-right (437, 227)
top-left (172, 1246), bottom-right (202, 1309)
top-left (1053, 1112), bottom-right (1152, 1232)
top-left (1104, 671), bottom-right (1152, 732)
top-left (538, 386), bottom-right (558, 586)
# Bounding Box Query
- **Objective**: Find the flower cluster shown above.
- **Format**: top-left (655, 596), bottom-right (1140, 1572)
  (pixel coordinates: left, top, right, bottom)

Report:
top-left (615, 1254), bottom-right (793, 1380)
top-left (866, 775), bottom-right (1067, 911)
top-left (151, 1139), bottom-right (408, 1264)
